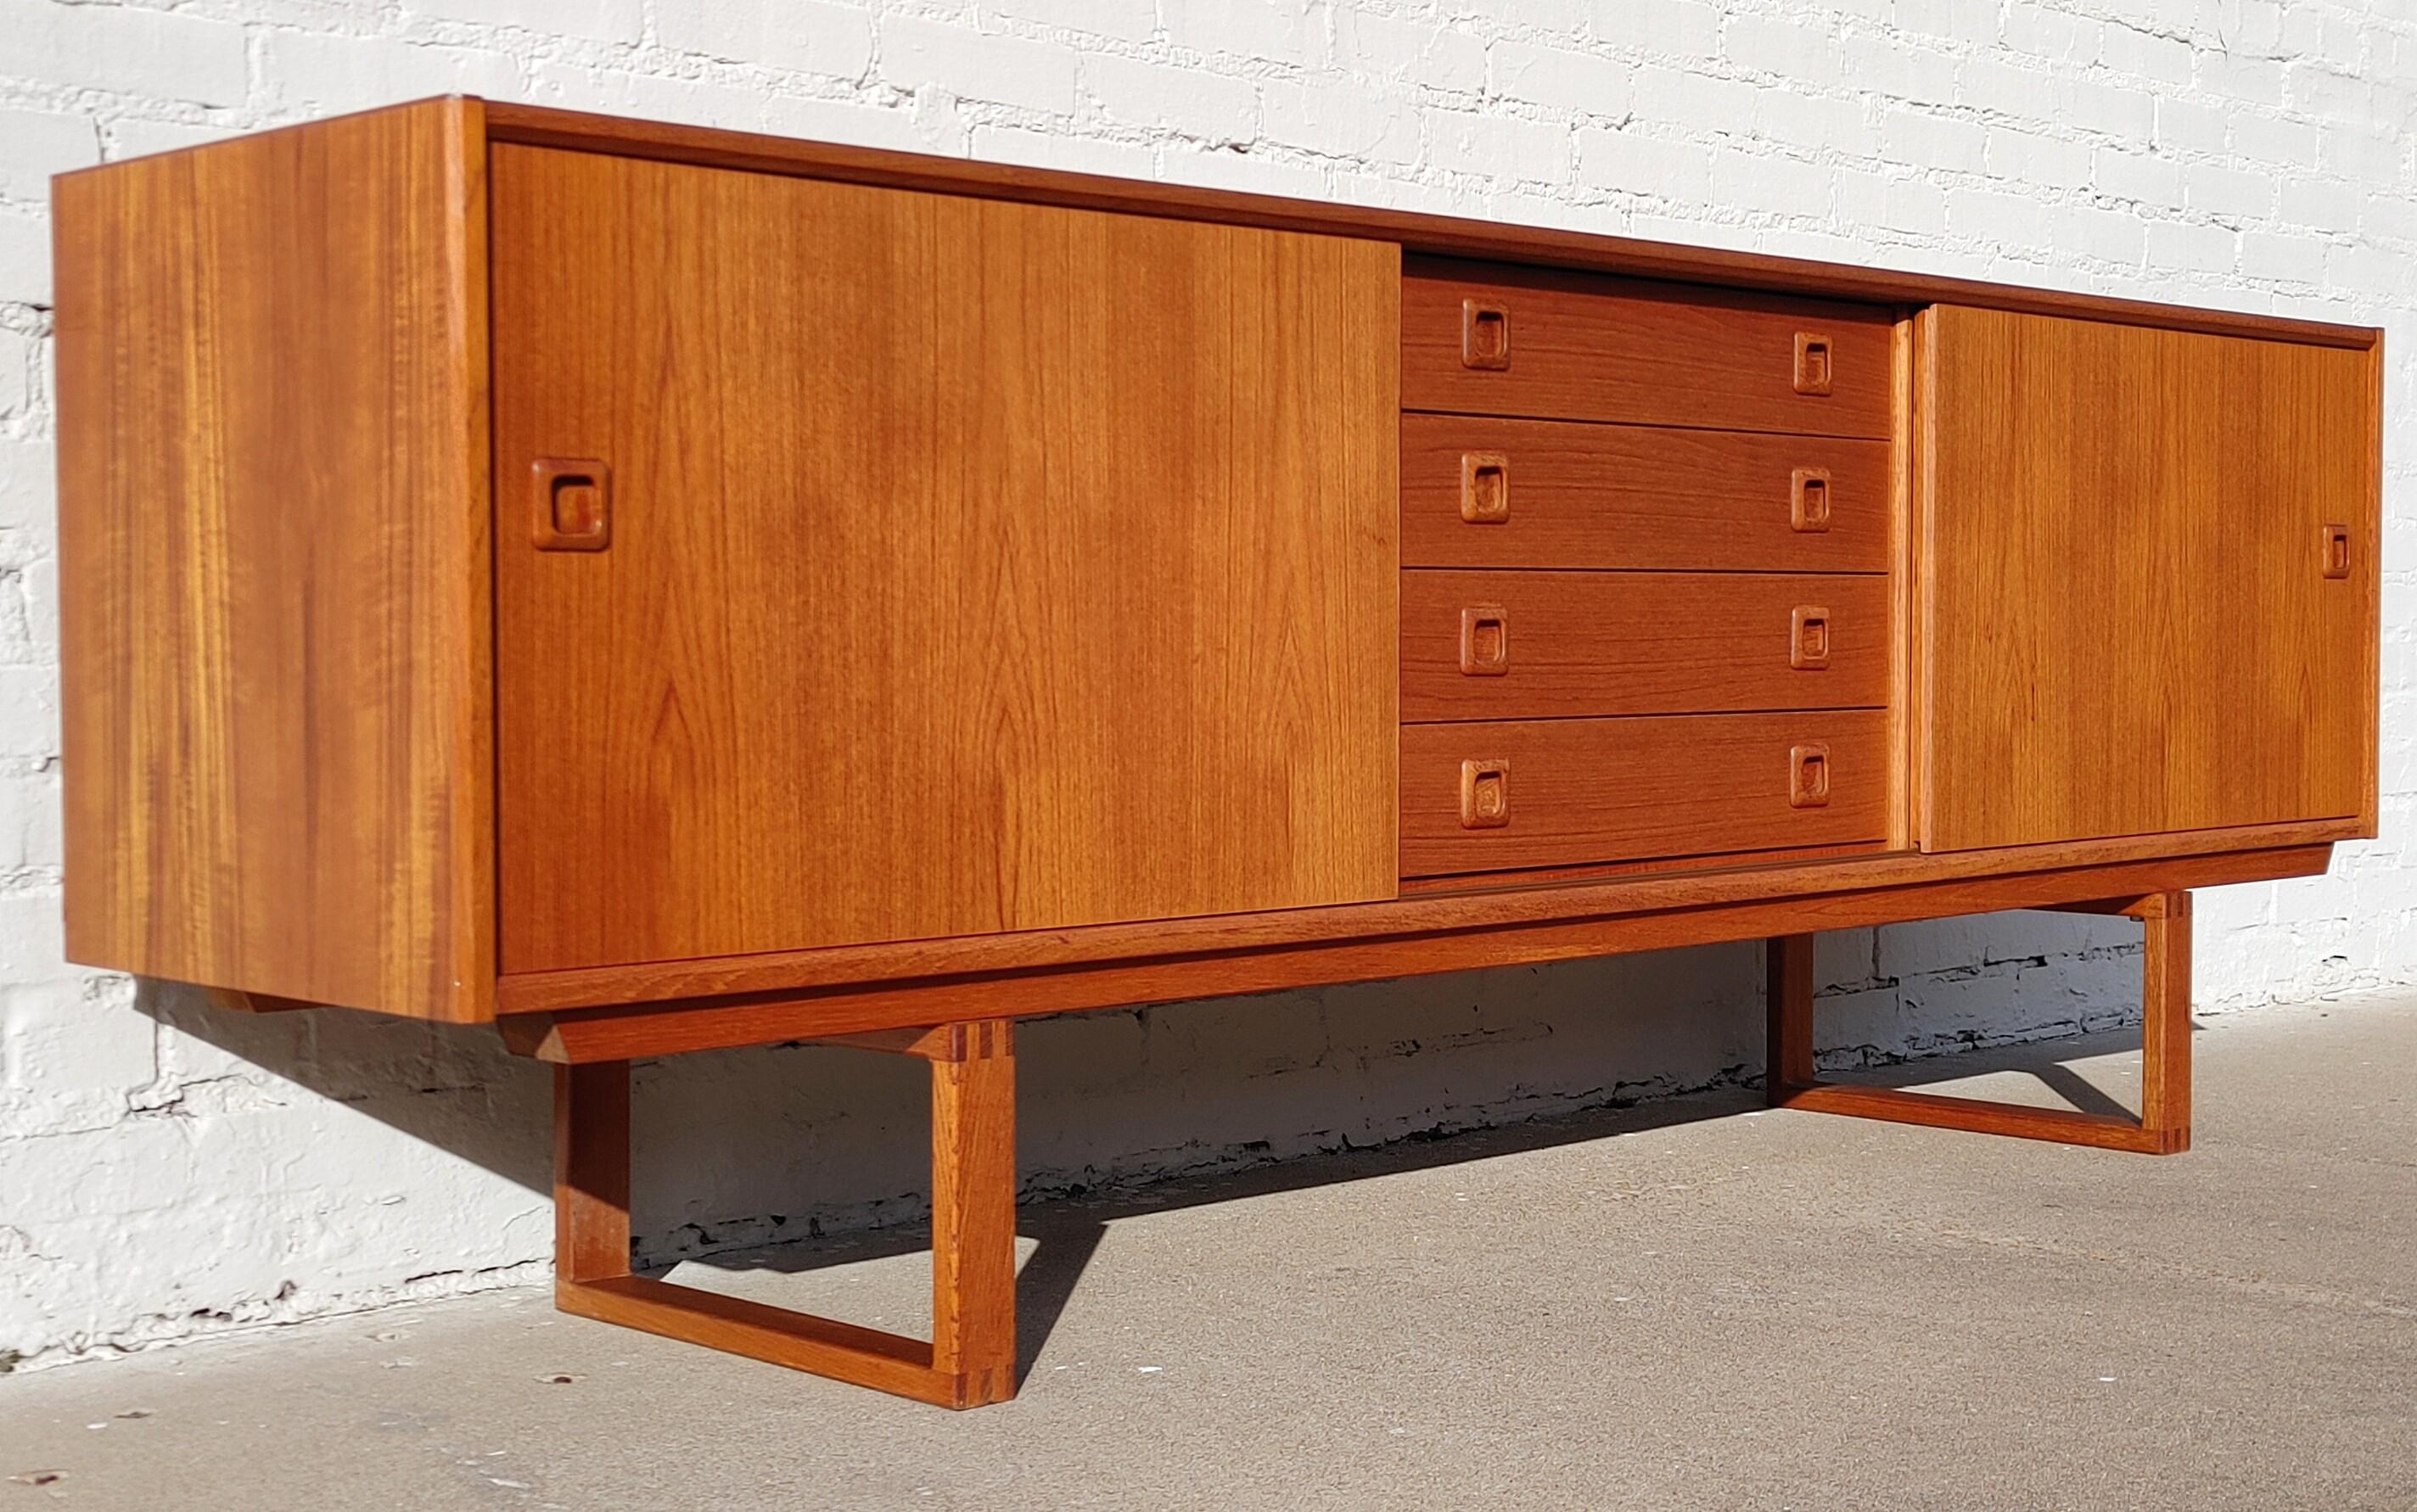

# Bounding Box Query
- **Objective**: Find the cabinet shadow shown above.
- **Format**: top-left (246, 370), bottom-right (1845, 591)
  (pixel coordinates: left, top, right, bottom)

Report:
top-left (132, 947), bottom-right (2164, 1390)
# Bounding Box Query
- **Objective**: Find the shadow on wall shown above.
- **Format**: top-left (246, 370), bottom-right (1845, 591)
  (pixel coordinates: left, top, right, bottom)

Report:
top-left (132, 976), bottom-right (554, 1192)
top-left (131, 910), bottom-right (2145, 1275)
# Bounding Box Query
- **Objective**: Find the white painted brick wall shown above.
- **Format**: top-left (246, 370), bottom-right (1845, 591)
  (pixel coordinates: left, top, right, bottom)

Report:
top-left (1, 0), bottom-right (2410, 1370)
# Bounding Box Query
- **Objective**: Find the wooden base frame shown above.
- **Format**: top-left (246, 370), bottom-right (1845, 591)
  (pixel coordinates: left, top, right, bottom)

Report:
top-left (541, 893), bottom-right (2192, 1407)
top-left (553, 1022), bottom-right (1018, 1408)
top-left (1766, 893), bottom-right (2192, 1154)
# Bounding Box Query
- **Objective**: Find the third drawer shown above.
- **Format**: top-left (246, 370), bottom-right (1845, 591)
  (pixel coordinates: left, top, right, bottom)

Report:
top-left (1400, 709), bottom-right (1891, 878)
top-left (1403, 569), bottom-right (1889, 721)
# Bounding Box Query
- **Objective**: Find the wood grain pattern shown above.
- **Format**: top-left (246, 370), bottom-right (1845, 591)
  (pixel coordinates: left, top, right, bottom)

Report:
top-left (57, 101), bottom-right (2375, 1040)
top-left (55, 98), bottom-right (494, 1021)
top-left (928, 1020), bottom-right (1016, 1405)
top-left (1401, 711), bottom-right (1891, 876)
top-left (501, 847), bottom-right (2323, 1061)
top-left (554, 1061), bottom-right (631, 1283)
top-left (494, 819), bottom-right (2353, 1013)
top-left (2031, 896), bottom-right (2162, 916)
top-left (1766, 934), bottom-right (1815, 1090)
top-left (1394, 841), bottom-right (1894, 893)
top-left (1887, 313), bottom-right (1916, 851)
top-left (1917, 307), bottom-right (2373, 851)
top-left (1404, 258), bottom-right (1896, 438)
top-left (2140, 890), bottom-right (2192, 1149)
top-left (1401, 416), bottom-right (1890, 572)
top-left (490, 145), bottom-right (1400, 972)
top-left (1772, 1084), bottom-right (2174, 1152)
top-left (1401, 570), bottom-right (1889, 721)
top-left (482, 101), bottom-right (2376, 350)
top-left (558, 1275), bottom-right (956, 1404)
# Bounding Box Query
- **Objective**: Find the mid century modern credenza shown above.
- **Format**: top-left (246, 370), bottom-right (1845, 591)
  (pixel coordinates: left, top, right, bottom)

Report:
top-left (54, 98), bottom-right (2381, 1409)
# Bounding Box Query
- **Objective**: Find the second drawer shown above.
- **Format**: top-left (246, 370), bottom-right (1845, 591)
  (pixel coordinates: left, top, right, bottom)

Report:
top-left (1401, 710), bottom-right (1891, 877)
top-left (1403, 415), bottom-right (1891, 573)
top-left (1404, 570), bottom-right (1890, 721)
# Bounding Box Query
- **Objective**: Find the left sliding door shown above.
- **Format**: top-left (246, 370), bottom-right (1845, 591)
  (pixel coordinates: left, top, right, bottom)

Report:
top-left (491, 147), bottom-right (1401, 972)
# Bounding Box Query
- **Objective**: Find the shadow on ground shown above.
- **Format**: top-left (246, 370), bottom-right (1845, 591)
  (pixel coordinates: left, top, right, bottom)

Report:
top-left (656, 1022), bottom-right (2173, 1386)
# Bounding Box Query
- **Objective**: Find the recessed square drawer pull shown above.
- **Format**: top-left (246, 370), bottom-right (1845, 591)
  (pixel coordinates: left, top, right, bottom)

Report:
top-left (1461, 451), bottom-right (1511, 523)
top-left (1461, 299), bottom-right (1511, 370)
top-left (1790, 743), bottom-right (1831, 808)
top-left (1792, 333), bottom-right (1833, 395)
top-left (1460, 759), bottom-right (1511, 828)
top-left (1791, 467), bottom-right (1831, 532)
top-left (2322, 523), bottom-right (2352, 578)
top-left (1460, 605), bottom-right (1511, 675)
top-left (532, 456), bottom-right (611, 551)
top-left (1790, 606), bottom-right (1831, 669)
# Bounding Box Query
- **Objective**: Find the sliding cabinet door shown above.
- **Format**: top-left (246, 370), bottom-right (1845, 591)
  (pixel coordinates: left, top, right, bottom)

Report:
top-left (491, 148), bottom-right (1400, 971)
top-left (1916, 306), bottom-right (2375, 852)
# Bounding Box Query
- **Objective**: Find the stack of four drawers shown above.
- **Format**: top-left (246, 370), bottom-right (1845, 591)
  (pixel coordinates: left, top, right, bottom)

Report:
top-left (1397, 257), bottom-right (1899, 883)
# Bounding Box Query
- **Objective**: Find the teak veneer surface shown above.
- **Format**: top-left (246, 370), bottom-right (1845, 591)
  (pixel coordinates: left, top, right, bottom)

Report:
top-left (1399, 710), bottom-right (1891, 876)
top-left (1918, 307), bottom-right (2374, 851)
top-left (482, 100), bottom-right (2375, 351)
top-left (491, 146), bottom-right (1400, 972)
top-left (1402, 259), bottom-right (1897, 439)
top-left (49, 99), bottom-right (2384, 1032)
top-left (493, 820), bottom-right (2353, 1011)
top-left (55, 97), bottom-right (494, 1021)
top-left (502, 843), bottom-right (2331, 1061)
top-left (1399, 416), bottom-right (1891, 574)
top-left (1401, 570), bottom-right (1889, 721)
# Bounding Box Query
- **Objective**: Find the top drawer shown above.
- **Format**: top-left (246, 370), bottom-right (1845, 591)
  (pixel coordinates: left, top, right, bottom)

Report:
top-left (1403, 257), bottom-right (1895, 439)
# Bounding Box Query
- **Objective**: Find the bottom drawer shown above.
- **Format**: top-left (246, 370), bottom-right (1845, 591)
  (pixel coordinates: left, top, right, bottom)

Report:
top-left (1401, 711), bottom-right (1890, 877)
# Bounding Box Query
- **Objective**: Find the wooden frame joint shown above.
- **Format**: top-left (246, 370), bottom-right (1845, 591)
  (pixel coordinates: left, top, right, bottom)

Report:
top-left (552, 1022), bottom-right (1018, 1408)
top-left (1765, 892), bottom-right (2191, 1154)
top-left (821, 1020), bottom-right (1014, 1065)
top-left (2032, 892), bottom-right (2181, 921)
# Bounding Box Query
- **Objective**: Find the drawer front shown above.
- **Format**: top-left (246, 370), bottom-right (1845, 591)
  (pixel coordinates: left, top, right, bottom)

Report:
top-left (1400, 711), bottom-right (1890, 876)
top-left (1403, 416), bottom-right (1890, 573)
top-left (1404, 257), bottom-right (1894, 438)
top-left (1404, 571), bottom-right (1889, 721)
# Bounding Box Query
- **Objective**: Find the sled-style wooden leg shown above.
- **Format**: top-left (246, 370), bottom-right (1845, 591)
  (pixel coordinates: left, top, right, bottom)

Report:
top-left (1766, 893), bottom-right (2192, 1154)
top-left (552, 1021), bottom-right (1018, 1408)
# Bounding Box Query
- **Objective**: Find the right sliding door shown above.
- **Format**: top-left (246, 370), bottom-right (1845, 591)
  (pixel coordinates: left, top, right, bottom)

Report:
top-left (1916, 305), bottom-right (2375, 852)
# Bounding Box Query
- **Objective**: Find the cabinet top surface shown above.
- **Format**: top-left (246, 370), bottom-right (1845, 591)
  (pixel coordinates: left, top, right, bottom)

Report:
top-left (58, 95), bottom-right (2378, 351)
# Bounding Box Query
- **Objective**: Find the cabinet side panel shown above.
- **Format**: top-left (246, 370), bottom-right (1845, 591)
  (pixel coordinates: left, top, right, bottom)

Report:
top-left (491, 148), bottom-right (1397, 971)
top-left (56, 98), bottom-right (493, 1021)
top-left (2361, 331), bottom-right (2383, 837)
top-left (1916, 305), bottom-right (2371, 852)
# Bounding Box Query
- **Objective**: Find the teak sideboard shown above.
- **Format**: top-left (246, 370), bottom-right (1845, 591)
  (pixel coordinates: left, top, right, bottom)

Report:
top-left (54, 98), bottom-right (2381, 1410)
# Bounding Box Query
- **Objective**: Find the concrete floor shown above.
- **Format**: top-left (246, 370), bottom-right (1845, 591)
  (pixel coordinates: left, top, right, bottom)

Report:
top-left (3, 997), bottom-right (2412, 1511)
